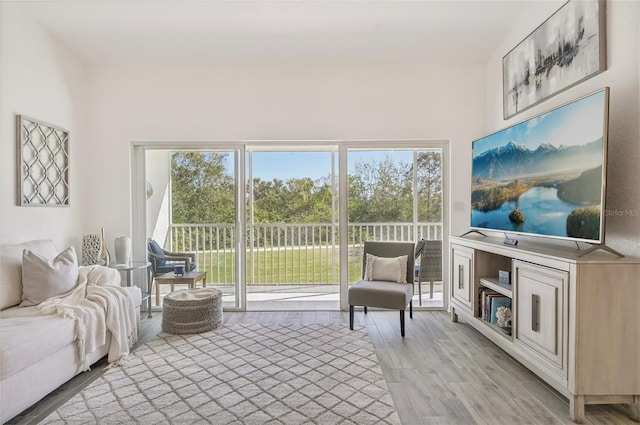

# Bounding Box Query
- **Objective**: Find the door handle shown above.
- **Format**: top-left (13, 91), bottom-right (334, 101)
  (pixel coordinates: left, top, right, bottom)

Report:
top-left (458, 264), bottom-right (464, 289)
top-left (531, 294), bottom-right (539, 332)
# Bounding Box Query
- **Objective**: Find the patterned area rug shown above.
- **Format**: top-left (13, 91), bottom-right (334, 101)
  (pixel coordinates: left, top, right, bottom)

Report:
top-left (41, 324), bottom-right (400, 424)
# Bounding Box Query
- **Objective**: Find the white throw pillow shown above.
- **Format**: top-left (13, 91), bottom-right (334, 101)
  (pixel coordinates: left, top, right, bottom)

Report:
top-left (365, 253), bottom-right (408, 283)
top-left (21, 246), bottom-right (79, 306)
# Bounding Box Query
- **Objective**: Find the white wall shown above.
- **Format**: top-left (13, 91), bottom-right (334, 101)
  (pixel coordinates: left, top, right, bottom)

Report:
top-left (7, 1), bottom-right (635, 257)
top-left (0, 3), bottom-right (88, 249)
top-left (484, 0), bottom-right (640, 255)
top-left (145, 150), bottom-right (171, 244)
top-left (84, 62), bottom-right (486, 249)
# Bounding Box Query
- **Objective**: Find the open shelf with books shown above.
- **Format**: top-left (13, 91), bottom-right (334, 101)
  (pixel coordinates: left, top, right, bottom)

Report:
top-left (477, 283), bottom-right (512, 340)
top-left (466, 249), bottom-right (514, 339)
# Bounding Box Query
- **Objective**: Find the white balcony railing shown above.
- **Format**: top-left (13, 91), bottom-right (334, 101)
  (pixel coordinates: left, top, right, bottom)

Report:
top-left (170, 222), bottom-right (443, 285)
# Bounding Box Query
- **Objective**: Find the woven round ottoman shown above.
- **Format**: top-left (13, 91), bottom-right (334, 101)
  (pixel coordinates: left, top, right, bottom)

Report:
top-left (162, 287), bottom-right (222, 334)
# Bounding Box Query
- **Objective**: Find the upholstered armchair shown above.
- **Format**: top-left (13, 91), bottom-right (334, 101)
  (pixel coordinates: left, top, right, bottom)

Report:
top-left (348, 241), bottom-right (415, 337)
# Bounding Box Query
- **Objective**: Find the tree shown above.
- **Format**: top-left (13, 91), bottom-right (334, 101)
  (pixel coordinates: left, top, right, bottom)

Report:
top-left (171, 152), bottom-right (235, 224)
top-left (348, 156), bottom-right (413, 222)
top-left (170, 150), bottom-right (442, 226)
top-left (251, 176), bottom-right (334, 223)
top-left (415, 151), bottom-right (442, 222)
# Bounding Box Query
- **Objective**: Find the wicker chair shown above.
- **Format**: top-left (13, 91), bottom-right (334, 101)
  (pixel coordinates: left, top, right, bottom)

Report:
top-left (147, 239), bottom-right (197, 305)
top-left (414, 239), bottom-right (443, 305)
top-left (147, 239), bottom-right (196, 275)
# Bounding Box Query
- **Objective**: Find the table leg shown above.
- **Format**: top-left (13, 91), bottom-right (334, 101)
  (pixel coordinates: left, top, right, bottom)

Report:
top-left (147, 268), bottom-right (152, 318)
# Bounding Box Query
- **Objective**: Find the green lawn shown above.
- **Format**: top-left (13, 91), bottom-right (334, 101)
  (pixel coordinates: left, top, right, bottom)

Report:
top-left (195, 247), bottom-right (362, 285)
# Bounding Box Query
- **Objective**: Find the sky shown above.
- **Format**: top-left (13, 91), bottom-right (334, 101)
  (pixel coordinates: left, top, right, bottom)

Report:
top-left (473, 89), bottom-right (607, 157)
top-left (227, 150), bottom-right (415, 181)
top-left (250, 151), bottom-right (333, 181)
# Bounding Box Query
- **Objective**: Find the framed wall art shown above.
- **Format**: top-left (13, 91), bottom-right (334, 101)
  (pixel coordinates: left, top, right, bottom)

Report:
top-left (17, 115), bottom-right (70, 206)
top-left (503, 0), bottom-right (606, 119)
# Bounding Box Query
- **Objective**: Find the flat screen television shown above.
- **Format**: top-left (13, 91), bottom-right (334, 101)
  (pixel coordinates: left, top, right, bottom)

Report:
top-left (470, 88), bottom-right (609, 244)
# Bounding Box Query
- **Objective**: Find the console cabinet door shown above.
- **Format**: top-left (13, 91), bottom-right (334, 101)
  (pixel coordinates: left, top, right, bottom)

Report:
top-left (451, 244), bottom-right (473, 309)
top-left (514, 260), bottom-right (568, 374)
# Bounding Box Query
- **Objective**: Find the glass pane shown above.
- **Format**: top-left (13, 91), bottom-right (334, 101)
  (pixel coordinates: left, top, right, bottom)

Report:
top-left (347, 148), bottom-right (444, 308)
top-left (347, 150), bottom-right (414, 224)
top-left (247, 149), bottom-right (339, 310)
top-left (147, 150), bottom-right (240, 308)
top-left (415, 149), bottom-right (444, 307)
top-left (416, 149), bottom-right (443, 239)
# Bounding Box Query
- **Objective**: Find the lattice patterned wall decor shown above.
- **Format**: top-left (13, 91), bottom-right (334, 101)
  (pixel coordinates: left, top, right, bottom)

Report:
top-left (17, 115), bottom-right (70, 206)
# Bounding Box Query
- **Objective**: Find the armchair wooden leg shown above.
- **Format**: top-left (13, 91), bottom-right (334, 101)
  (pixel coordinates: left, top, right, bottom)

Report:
top-left (349, 305), bottom-right (354, 330)
top-left (400, 310), bottom-right (405, 337)
top-left (364, 306), bottom-right (368, 315)
top-left (410, 301), bottom-right (413, 318)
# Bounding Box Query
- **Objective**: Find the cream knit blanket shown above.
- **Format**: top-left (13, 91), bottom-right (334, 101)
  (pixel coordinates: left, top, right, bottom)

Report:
top-left (38, 265), bottom-right (138, 370)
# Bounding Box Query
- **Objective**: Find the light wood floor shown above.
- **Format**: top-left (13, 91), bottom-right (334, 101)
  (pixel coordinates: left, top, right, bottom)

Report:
top-left (8, 310), bottom-right (637, 424)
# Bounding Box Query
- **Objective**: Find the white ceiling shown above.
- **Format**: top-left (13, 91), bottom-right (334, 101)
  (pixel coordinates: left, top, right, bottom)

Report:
top-left (21, 0), bottom-right (565, 66)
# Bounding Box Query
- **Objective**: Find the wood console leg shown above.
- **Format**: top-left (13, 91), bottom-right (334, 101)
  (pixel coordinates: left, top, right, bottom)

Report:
top-left (570, 395), bottom-right (585, 424)
top-left (450, 307), bottom-right (458, 322)
top-left (630, 395), bottom-right (640, 422)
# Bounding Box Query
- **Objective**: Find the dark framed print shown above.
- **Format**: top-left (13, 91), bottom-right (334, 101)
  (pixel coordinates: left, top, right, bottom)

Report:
top-left (503, 0), bottom-right (606, 119)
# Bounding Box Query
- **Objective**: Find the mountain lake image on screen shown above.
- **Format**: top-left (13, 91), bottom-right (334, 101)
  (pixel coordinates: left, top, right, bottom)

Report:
top-left (470, 88), bottom-right (609, 243)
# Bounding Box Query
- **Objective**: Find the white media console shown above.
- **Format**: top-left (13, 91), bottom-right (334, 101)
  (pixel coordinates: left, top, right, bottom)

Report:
top-left (449, 234), bottom-right (640, 423)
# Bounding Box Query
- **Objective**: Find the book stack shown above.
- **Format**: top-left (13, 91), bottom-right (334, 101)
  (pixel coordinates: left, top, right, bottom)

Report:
top-left (478, 287), bottom-right (512, 334)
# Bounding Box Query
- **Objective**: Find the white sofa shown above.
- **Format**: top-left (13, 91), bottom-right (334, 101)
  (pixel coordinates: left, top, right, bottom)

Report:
top-left (0, 240), bottom-right (141, 424)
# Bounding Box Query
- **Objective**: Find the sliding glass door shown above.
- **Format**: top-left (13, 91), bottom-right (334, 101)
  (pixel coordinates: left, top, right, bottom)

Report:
top-left (145, 148), bottom-right (243, 309)
top-left (346, 147), bottom-right (445, 308)
top-left (134, 140), bottom-right (447, 312)
top-left (246, 147), bottom-right (339, 310)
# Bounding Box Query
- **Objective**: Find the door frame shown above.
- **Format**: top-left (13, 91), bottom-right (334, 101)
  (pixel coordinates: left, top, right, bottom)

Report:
top-left (338, 140), bottom-right (450, 310)
top-left (132, 141), bottom-right (246, 311)
top-left (132, 139), bottom-right (450, 312)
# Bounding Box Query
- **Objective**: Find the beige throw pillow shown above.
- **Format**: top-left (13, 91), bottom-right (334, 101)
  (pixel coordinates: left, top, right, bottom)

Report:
top-left (21, 246), bottom-right (79, 307)
top-left (365, 253), bottom-right (408, 283)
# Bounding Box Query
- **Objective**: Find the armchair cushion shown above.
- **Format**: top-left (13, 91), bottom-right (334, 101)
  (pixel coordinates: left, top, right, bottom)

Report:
top-left (148, 240), bottom-right (166, 266)
top-left (348, 280), bottom-right (413, 310)
top-left (365, 253), bottom-right (408, 283)
top-left (154, 262), bottom-right (196, 275)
